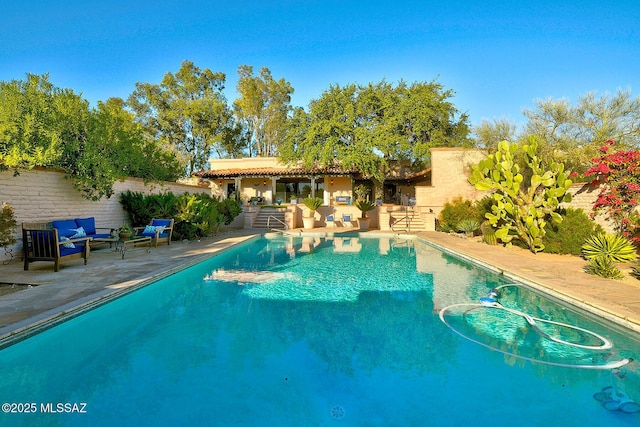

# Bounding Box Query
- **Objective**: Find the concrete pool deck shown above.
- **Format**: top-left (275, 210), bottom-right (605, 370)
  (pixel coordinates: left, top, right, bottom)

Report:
top-left (0, 229), bottom-right (639, 345)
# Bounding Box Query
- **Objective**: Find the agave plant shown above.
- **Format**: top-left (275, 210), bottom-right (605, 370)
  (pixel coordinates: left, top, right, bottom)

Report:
top-left (584, 256), bottom-right (624, 280)
top-left (631, 262), bottom-right (640, 280)
top-left (457, 219), bottom-right (480, 236)
top-left (581, 233), bottom-right (637, 263)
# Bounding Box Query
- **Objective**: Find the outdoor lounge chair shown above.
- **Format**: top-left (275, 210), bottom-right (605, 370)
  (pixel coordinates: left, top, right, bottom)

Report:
top-left (135, 218), bottom-right (174, 246)
top-left (22, 223), bottom-right (91, 272)
top-left (342, 213), bottom-right (354, 227)
top-left (326, 214), bottom-right (336, 228)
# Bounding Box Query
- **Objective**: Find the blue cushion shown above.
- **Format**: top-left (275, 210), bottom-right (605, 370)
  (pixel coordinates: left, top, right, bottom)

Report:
top-left (343, 215), bottom-right (351, 221)
top-left (33, 231), bottom-right (55, 244)
top-left (326, 215), bottom-right (334, 221)
top-left (92, 233), bottom-right (111, 239)
top-left (56, 228), bottom-right (76, 238)
top-left (151, 219), bottom-right (172, 228)
top-left (52, 219), bottom-right (78, 232)
top-left (74, 217), bottom-right (96, 235)
top-left (60, 245), bottom-right (84, 256)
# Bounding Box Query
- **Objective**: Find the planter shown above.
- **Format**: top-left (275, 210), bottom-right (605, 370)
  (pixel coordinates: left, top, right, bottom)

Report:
top-left (302, 216), bottom-right (316, 229)
top-left (357, 218), bottom-right (370, 230)
top-left (119, 232), bottom-right (131, 239)
top-left (357, 218), bottom-right (370, 231)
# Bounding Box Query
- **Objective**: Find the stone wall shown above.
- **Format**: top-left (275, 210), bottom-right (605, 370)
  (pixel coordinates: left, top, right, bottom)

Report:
top-left (0, 168), bottom-right (212, 257)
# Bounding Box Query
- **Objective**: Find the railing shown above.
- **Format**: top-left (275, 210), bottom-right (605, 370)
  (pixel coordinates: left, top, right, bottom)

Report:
top-left (267, 215), bottom-right (289, 232)
top-left (391, 237), bottom-right (414, 254)
top-left (390, 206), bottom-right (414, 233)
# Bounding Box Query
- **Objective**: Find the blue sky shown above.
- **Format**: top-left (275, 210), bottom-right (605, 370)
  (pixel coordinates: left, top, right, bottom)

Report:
top-left (2, 1), bottom-right (639, 128)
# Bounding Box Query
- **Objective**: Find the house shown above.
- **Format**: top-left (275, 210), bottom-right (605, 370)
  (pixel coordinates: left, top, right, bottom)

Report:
top-left (194, 148), bottom-right (487, 231)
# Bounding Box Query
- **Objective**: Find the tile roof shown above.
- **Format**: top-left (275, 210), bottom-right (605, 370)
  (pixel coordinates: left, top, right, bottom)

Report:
top-left (194, 165), bottom-right (360, 178)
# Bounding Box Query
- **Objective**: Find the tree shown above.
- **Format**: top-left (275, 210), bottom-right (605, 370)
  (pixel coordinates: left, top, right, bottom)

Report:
top-left (583, 139), bottom-right (640, 245)
top-left (0, 73), bottom-right (69, 171)
top-left (523, 89), bottom-right (640, 173)
top-left (0, 74), bottom-right (182, 200)
top-left (469, 139), bottom-right (573, 253)
top-left (233, 65), bottom-right (294, 157)
top-left (473, 118), bottom-right (518, 152)
top-left (280, 79), bottom-right (471, 187)
top-left (87, 99), bottom-right (182, 187)
top-left (127, 61), bottom-right (229, 175)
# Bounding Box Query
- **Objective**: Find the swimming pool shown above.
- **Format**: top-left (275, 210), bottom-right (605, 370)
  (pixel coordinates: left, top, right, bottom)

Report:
top-left (0, 234), bottom-right (638, 426)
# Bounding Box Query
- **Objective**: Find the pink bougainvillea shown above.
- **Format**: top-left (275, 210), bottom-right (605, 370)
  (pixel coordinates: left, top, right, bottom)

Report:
top-left (584, 139), bottom-right (640, 245)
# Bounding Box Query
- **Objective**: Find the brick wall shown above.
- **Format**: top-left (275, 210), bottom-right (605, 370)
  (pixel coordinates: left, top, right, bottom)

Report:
top-left (0, 168), bottom-right (211, 256)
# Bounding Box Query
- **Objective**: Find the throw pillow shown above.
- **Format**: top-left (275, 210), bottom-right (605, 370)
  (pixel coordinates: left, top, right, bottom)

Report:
top-left (70, 227), bottom-right (86, 238)
top-left (143, 225), bottom-right (158, 234)
top-left (60, 236), bottom-right (75, 249)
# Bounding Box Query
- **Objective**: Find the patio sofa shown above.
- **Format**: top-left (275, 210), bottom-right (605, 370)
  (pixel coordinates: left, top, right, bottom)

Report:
top-left (50, 217), bottom-right (113, 241)
top-left (335, 196), bottom-right (351, 205)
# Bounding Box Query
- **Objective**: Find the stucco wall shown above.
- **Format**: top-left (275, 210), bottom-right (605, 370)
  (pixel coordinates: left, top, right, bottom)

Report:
top-left (0, 168), bottom-right (212, 256)
top-left (565, 182), bottom-right (614, 232)
top-left (415, 148), bottom-right (488, 215)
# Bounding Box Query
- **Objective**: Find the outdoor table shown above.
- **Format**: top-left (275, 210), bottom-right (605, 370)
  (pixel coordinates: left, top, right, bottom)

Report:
top-left (93, 235), bottom-right (152, 259)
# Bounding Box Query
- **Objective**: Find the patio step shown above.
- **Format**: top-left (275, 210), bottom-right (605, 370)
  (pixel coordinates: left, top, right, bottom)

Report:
top-left (390, 211), bottom-right (427, 232)
top-left (253, 209), bottom-right (286, 229)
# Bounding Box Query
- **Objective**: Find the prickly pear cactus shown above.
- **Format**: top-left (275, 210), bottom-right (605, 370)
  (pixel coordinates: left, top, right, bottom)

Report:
top-left (468, 138), bottom-right (573, 253)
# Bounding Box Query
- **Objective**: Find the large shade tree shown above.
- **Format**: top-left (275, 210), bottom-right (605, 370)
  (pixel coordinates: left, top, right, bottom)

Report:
top-left (522, 89), bottom-right (640, 173)
top-left (233, 65), bottom-right (294, 157)
top-left (280, 79), bottom-right (472, 186)
top-left (0, 73), bottom-right (72, 170)
top-left (0, 74), bottom-right (180, 200)
top-left (127, 60), bottom-right (230, 175)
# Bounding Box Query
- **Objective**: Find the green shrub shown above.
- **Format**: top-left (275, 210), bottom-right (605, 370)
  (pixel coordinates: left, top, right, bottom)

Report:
top-left (584, 257), bottom-right (624, 280)
top-left (543, 208), bottom-right (603, 255)
top-left (582, 233), bottom-right (637, 263)
top-left (474, 195), bottom-right (496, 223)
top-left (0, 202), bottom-right (17, 248)
top-left (438, 197), bottom-right (477, 232)
top-left (120, 191), bottom-right (242, 240)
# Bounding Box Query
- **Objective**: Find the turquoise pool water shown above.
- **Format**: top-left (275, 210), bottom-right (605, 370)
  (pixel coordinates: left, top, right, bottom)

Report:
top-left (0, 235), bottom-right (639, 426)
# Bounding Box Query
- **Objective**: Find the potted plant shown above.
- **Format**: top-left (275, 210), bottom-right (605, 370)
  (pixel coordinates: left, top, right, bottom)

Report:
top-left (355, 200), bottom-right (376, 231)
top-left (0, 202), bottom-right (17, 263)
top-left (302, 197), bottom-right (323, 229)
top-left (118, 225), bottom-right (133, 239)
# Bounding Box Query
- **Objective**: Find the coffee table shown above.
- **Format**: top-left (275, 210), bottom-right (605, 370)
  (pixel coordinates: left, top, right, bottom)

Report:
top-left (93, 235), bottom-right (152, 259)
